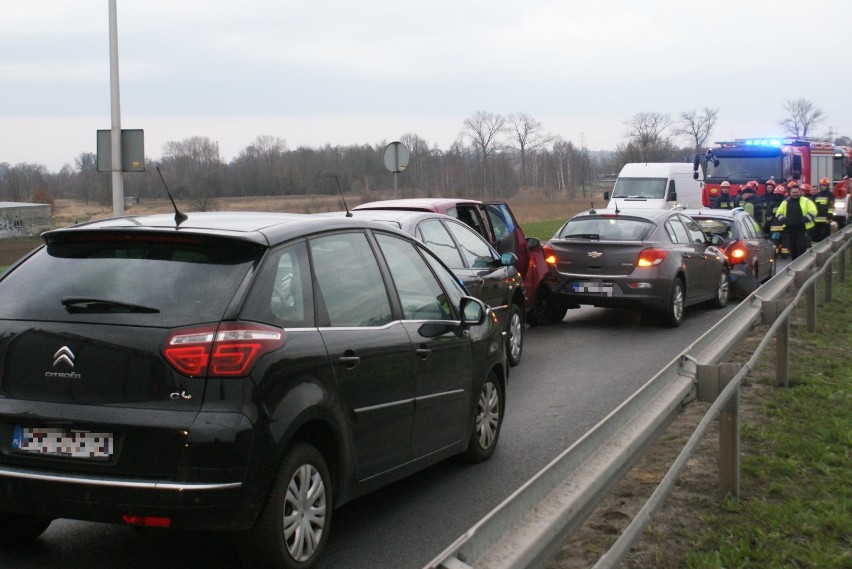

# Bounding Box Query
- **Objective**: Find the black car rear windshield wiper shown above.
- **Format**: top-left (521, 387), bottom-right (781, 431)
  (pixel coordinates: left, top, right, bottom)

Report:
top-left (61, 297), bottom-right (160, 314)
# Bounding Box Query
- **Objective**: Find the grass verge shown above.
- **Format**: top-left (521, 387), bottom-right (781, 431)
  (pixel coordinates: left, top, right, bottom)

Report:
top-left (683, 274), bottom-right (851, 568)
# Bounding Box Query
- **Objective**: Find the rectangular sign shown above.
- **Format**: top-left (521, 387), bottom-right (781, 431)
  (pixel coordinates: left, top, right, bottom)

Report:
top-left (97, 129), bottom-right (145, 172)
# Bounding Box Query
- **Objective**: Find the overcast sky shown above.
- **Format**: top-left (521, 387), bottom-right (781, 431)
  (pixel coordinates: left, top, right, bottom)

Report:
top-left (2, 0), bottom-right (850, 172)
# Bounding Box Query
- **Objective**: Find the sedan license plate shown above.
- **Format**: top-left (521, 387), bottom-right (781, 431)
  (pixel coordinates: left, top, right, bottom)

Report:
top-left (12, 426), bottom-right (113, 459)
top-left (572, 281), bottom-right (614, 296)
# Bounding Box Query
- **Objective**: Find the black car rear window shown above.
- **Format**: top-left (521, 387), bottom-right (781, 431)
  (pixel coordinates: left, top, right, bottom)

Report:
top-left (0, 235), bottom-right (263, 327)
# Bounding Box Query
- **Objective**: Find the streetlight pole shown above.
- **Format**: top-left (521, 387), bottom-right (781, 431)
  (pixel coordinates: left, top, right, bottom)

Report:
top-left (108, 0), bottom-right (124, 217)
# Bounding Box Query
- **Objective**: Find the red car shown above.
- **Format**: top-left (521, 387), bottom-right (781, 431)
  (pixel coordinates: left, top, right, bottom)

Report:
top-left (353, 198), bottom-right (560, 324)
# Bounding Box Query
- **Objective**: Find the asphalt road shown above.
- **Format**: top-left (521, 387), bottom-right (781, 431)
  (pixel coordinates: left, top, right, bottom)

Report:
top-left (0, 297), bottom-right (742, 569)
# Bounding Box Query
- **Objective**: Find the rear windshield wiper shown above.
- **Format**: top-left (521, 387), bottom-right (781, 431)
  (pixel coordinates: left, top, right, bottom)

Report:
top-left (61, 297), bottom-right (160, 314)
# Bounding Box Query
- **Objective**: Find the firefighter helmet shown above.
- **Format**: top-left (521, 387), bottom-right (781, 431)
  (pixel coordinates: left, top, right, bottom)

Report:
top-left (801, 183), bottom-right (811, 195)
top-left (720, 181), bottom-right (731, 189)
top-left (748, 180), bottom-right (758, 189)
top-left (819, 177), bottom-right (830, 186)
top-left (774, 186), bottom-right (786, 195)
top-left (766, 179), bottom-right (776, 187)
top-left (787, 180), bottom-right (799, 189)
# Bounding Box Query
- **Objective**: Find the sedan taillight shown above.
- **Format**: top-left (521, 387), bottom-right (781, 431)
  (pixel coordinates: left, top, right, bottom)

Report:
top-left (727, 241), bottom-right (747, 264)
top-left (543, 243), bottom-right (557, 265)
top-left (636, 248), bottom-right (667, 267)
top-left (163, 322), bottom-right (285, 378)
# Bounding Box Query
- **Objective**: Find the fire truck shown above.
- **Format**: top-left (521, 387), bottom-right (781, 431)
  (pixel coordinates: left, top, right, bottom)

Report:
top-left (693, 138), bottom-right (851, 226)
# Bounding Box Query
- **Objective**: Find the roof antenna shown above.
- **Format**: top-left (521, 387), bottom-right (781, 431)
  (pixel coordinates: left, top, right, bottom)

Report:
top-left (156, 166), bottom-right (188, 226)
top-left (335, 176), bottom-right (352, 217)
top-left (614, 200), bottom-right (621, 215)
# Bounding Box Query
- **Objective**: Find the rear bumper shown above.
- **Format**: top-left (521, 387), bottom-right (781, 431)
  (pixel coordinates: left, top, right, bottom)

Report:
top-left (546, 273), bottom-right (671, 311)
top-left (0, 409), bottom-right (263, 530)
top-left (0, 465), bottom-right (249, 529)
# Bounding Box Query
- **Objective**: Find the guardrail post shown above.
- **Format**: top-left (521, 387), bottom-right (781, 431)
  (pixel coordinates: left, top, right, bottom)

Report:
top-left (696, 363), bottom-right (741, 499)
top-left (824, 258), bottom-right (833, 303)
top-left (776, 313), bottom-right (790, 387)
top-left (795, 269), bottom-right (817, 332)
top-left (761, 299), bottom-right (791, 387)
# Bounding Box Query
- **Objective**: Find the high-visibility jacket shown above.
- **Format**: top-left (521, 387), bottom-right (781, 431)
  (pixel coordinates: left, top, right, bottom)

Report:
top-left (812, 189), bottom-right (835, 224)
top-left (776, 196), bottom-right (818, 231)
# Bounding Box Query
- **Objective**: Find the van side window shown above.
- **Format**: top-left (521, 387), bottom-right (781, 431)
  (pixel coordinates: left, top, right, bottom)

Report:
top-left (309, 232), bottom-right (393, 327)
top-left (667, 180), bottom-right (676, 201)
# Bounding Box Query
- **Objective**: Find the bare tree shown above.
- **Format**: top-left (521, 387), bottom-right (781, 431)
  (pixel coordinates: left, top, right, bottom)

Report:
top-left (460, 111), bottom-right (507, 198)
top-left (506, 113), bottom-right (553, 188)
top-left (779, 98), bottom-right (825, 138)
top-left (623, 112), bottom-right (674, 162)
top-left (672, 108), bottom-right (718, 153)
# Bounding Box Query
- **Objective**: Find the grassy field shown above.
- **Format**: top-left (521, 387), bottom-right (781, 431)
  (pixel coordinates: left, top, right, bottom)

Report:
top-left (681, 278), bottom-right (851, 568)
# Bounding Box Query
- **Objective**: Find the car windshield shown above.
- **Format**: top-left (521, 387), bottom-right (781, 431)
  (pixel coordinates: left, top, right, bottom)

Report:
top-left (693, 218), bottom-right (735, 239)
top-left (558, 217), bottom-right (653, 241)
top-left (705, 156), bottom-right (783, 180)
top-left (611, 178), bottom-right (667, 199)
top-left (0, 235), bottom-right (262, 326)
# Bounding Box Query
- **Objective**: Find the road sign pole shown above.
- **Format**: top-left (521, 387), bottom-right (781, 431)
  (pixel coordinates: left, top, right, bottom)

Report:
top-left (109, 0), bottom-right (124, 217)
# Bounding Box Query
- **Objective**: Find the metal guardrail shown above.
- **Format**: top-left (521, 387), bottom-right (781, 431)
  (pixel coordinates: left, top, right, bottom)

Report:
top-left (426, 225), bottom-right (852, 569)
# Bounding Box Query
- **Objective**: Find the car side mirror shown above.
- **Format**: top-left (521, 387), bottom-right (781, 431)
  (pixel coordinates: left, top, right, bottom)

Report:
top-left (500, 252), bottom-right (518, 267)
top-left (670, 191), bottom-right (678, 202)
top-left (459, 296), bottom-right (486, 327)
top-left (526, 236), bottom-right (541, 249)
top-left (603, 191), bottom-right (610, 201)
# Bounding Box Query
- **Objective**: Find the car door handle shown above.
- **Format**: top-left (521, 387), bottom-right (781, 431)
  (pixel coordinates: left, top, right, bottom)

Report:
top-left (415, 347), bottom-right (432, 359)
top-left (338, 355), bottom-right (360, 369)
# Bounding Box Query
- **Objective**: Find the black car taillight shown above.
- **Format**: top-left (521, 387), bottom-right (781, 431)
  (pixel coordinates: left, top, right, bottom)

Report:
top-left (163, 322), bottom-right (285, 378)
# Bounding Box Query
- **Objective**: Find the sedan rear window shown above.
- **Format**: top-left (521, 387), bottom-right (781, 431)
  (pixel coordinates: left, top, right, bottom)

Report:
top-left (694, 218), bottom-right (734, 239)
top-left (0, 236), bottom-right (262, 327)
top-left (558, 218), bottom-right (653, 241)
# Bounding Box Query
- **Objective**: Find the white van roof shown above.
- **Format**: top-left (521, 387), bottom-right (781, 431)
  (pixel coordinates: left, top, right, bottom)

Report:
top-left (617, 163), bottom-right (694, 177)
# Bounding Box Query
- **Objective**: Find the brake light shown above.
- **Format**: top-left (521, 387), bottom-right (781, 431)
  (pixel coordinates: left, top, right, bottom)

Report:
top-left (122, 515), bottom-right (172, 528)
top-left (543, 244), bottom-right (557, 265)
top-left (636, 248), bottom-right (667, 267)
top-left (727, 241), bottom-right (747, 264)
top-left (163, 322), bottom-right (285, 378)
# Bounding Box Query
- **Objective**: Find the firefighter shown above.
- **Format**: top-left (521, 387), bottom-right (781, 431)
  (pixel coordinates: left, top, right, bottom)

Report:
top-left (811, 177), bottom-right (835, 242)
top-left (737, 183), bottom-right (765, 226)
top-left (800, 183), bottom-right (812, 197)
top-left (712, 180), bottom-right (735, 209)
top-left (775, 182), bottom-right (818, 260)
top-left (764, 183), bottom-right (786, 237)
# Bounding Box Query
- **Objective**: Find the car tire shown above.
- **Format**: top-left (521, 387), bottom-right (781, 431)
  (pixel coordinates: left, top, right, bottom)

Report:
top-left (527, 287), bottom-right (569, 326)
top-left (662, 278), bottom-right (685, 327)
top-left (250, 443), bottom-right (332, 569)
top-left (0, 513), bottom-right (52, 546)
top-left (710, 269), bottom-right (730, 309)
top-left (506, 303), bottom-right (524, 367)
top-left (463, 372), bottom-right (503, 463)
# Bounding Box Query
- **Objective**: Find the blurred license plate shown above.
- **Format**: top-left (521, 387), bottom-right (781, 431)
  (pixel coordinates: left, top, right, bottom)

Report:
top-left (12, 426), bottom-right (113, 459)
top-left (572, 281), bottom-right (614, 296)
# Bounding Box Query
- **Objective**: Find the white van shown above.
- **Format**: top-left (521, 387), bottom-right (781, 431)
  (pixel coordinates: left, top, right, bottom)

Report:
top-left (606, 163), bottom-right (703, 210)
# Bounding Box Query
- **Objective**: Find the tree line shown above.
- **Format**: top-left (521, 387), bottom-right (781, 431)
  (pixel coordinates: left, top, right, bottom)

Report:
top-left (1, 99), bottom-right (845, 208)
